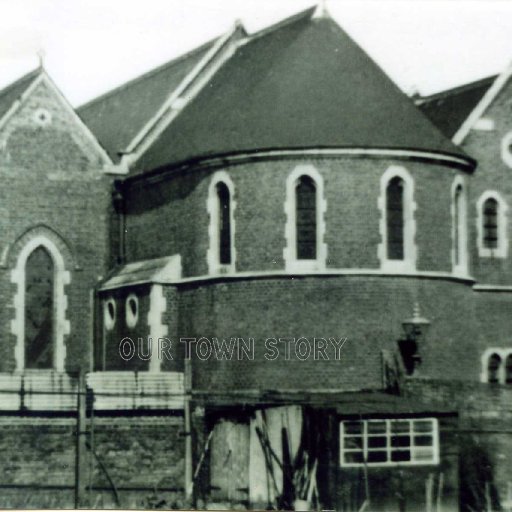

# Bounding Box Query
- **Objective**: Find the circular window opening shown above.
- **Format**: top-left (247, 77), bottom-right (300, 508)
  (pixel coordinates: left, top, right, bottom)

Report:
top-left (501, 132), bottom-right (512, 168)
top-left (104, 298), bottom-right (116, 331)
top-left (33, 108), bottom-right (52, 127)
top-left (125, 294), bottom-right (139, 328)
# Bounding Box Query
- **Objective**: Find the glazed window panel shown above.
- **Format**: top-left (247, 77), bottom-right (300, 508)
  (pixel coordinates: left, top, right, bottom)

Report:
top-left (487, 353), bottom-right (501, 384)
top-left (25, 246), bottom-right (54, 369)
top-left (216, 182), bottom-right (232, 265)
top-left (506, 355), bottom-right (512, 384)
top-left (340, 418), bottom-right (438, 467)
top-left (386, 177), bottom-right (405, 260)
top-left (454, 184), bottom-right (466, 267)
top-left (483, 198), bottom-right (499, 249)
top-left (296, 175), bottom-right (317, 260)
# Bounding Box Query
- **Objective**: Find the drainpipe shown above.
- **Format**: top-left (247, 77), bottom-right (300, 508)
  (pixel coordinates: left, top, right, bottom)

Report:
top-left (184, 358), bottom-right (193, 504)
top-left (112, 181), bottom-right (126, 265)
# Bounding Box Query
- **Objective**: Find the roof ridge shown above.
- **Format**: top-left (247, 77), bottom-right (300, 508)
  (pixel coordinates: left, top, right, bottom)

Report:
top-left (247, 6), bottom-right (316, 40)
top-left (77, 36), bottom-right (219, 111)
top-left (0, 68), bottom-right (40, 100)
top-left (416, 74), bottom-right (497, 105)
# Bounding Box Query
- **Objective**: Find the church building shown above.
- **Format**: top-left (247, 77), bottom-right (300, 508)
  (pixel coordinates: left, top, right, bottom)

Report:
top-left (0, 5), bottom-right (510, 511)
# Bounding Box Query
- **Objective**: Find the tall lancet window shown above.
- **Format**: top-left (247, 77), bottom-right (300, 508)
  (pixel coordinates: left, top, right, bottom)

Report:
top-left (453, 182), bottom-right (467, 273)
top-left (477, 192), bottom-right (508, 258)
top-left (217, 182), bottom-right (232, 265)
top-left (483, 197), bottom-right (499, 249)
top-left (25, 246), bottom-right (54, 369)
top-left (386, 177), bottom-right (405, 260)
top-left (284, 165), bottom-right (326, 271)
top-left (487, 353), bottom-right (501, 384)
top-left (296, 175), bottom-right (317, 260)
top-left (207, 172), bottom-right (236, 275)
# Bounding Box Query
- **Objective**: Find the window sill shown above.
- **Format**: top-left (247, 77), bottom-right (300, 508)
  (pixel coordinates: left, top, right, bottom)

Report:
top-left (209, 263), bottom-right (235, 276)
top-left (380, 260), bottom-right (415, 273)
top-left (285, 259), bottom-right (325, 273)
top-left (478, 247), bottom-right (507, 259)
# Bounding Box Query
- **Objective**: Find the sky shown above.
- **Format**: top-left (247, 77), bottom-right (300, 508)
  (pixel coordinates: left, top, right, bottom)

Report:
top-left (1, 0), bottom-right (512, 106)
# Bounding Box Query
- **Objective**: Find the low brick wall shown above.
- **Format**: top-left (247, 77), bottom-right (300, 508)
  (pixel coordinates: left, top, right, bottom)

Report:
top-left (0, 413), bottom-right (186, 509)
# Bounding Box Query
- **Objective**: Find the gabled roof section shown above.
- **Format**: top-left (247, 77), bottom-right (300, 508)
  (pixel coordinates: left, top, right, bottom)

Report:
top-left (0, 68), bottom-right (112, 166)
top-left (0, 68), bottom-right (40, 125)
top-left (133, 7), bottom-right (469, 173)
top-left (77, 38), bottom-right (219, 162)
top-left (452, 62), bottom-right (512, 144)
top-left (416, 75), bottom-right (496, 138)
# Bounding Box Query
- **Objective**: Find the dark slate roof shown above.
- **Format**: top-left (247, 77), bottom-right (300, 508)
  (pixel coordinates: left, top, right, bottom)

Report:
top-left (76, 39), bottom-right (217, 161)
top-left (100, 255), bottom-right (181, 290)
top-left (134, 8), bottom-right (468, 173)
top-left (416, 75), bottom-right (496, 138)
top-left (0, 68), bottom-right (40, 121)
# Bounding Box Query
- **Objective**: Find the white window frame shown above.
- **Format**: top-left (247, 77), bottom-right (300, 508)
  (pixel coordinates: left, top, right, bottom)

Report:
top-left (480, 348), bottom-right (512, 383)
top-left (104, 298), bottom-right (116, 331)
top-left (11, 237), bottom-right (70, 372)
top-left (451, 177), bottom-right (468, 276)
top-left (476, 191), bottom-right (508, 258)
top-left (501, 131), bottom-right (512, 169)
top-left (378, 166), bottom-right (417, 272)
top-left (207, 171), bottom-right (236, 275)
top-left (283, 165), bottom-right (327, 272)
top-left (340, 418), bottom-right (439, 468)
top-left (125, 293), bottom-right (139, 328)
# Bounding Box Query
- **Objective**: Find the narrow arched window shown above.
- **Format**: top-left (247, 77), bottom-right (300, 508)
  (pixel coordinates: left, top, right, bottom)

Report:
top-left (216, 182), bottom-right (231, 265)
top-left (386, 177), bottom-right (404, 260)
top-left (25, 246), bottom-right (54, 369)
top-left (487, 353), bottom-right (501, 384)
top-left (296, 175), bottom-right (317, 260)
top-left (483, 198), bottom-right (499, 249)
top-left (506, 355), bottom-right (512, 384)
top-left (453, 184), bottom-right (467, 269)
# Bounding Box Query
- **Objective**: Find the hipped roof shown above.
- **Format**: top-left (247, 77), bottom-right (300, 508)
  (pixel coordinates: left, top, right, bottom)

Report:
top-left (136, 8), bottom-right (467, 172)
top-left (75, 7), bottom-right (469, 174)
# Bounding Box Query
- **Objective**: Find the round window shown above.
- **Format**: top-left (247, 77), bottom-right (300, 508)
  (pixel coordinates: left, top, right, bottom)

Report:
top-left (125, 294), bottom-right (139, 328)
top-left (501, 132), bottom-right (512, 168)
top-left (33, 108), bottom-right (52, 127)
top-left (104, 298), bottom-right (116, 330)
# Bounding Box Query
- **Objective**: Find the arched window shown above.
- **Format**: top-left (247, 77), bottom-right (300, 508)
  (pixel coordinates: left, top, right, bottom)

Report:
top-left (487, 353), bottom-right (501, 384)
top-left (207, 172), bottom-right (236, 274)
top-left (216, 182), bottom-right (232, 265)
top-left (284, 166), bottom-right (326, 271)
top-left (296, 175), bottom-right (317, 260)
top-left (25, 246), bottom-right (54, 369)
top-left (483, 197), bottom-right (498, 249)
top-left (477, 192), bottom-right (508, 258)
top-left (379, 167), bottom-right (416, 271)
top-left (386, 177), bottom-right (405, 260)
top-left (452, 181), bottom-right (467, 273)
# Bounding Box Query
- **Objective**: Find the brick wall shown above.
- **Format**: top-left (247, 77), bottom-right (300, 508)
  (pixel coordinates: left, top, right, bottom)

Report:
top-left (405, 379), bottom-right (512, 510)
top-left (100, 285), bottom-right (152, 371)
top-left (0, 77), bottom-right (113, 372)
top-left (0, 413), bottom-right (185, 509)
top-left (462, 78), bottom-right (512, 285)
top-left (123, 156), bottom-right (463, 277)
top-left (173, 276), bottom-right (477, 391)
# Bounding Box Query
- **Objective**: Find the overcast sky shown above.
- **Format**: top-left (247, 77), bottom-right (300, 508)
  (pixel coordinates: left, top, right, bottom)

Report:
top-left (1, 0), bottom-right (512, 106)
